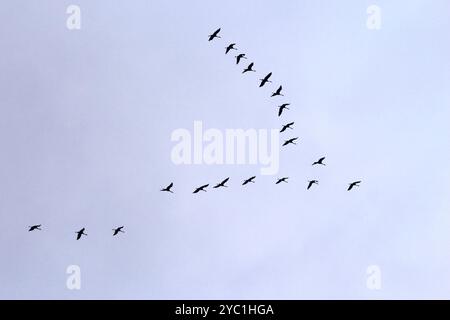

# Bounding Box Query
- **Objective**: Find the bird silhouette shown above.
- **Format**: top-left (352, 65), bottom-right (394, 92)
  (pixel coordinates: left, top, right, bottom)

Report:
top-left (282, 137), bottom-right (298, 146)
top-left (278, 103), bottom-right (290, 117)
top-left (259, 72), bottom-right (272, 87)
top-left (225, 43), bottom-right (237, 54)
top-left (75, 228), bottom-right (87, 240)
top-left (235, 53), bottom-right (247, 64)
top-left (307, 180), bottom-right (319, 190)
top-left (28, 225), bottom-right (41, 232)
top-left (161, 182), bottom-right (174, 193)
top-left (112, 226), bottom-right (125, 236)
top-left (208, 28), bottom-right (221, 41)
top-left (242, 176), bottom-right (256, 185)
top-left (242, 62), bottom-right (256, 73)
top-left (348, 181), bottom-right (361, 191)
top-left (312, 157), bottom-right (326, 166)
top-left (193, 184), bottom-right (209, 193)
top-left (280, 122), bottom-right (294, 133)
top-left (276, 177), bottom-right (289, 184)
top-left (213, 177), bottom-right (230, 188)
top-left (271, 85), bottom-right (284, 97)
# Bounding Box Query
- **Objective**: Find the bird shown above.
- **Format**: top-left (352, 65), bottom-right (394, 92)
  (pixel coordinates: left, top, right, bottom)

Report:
top-left (242, 176), bottom-right (256, 185)
top-left (235, 53), bottom-right (247, 64)
top-left (312, 157), bottom-right (326, 166)
top-left (278, 103), bottom-right (290, 117)
top-left (213, 177), bottom-right (230, 188)
top-left (282, 137), bottom-right (298, 146)
top-left (112, 226), bottom-right (125, 236)
top-left (347, 181), bottom-right (362, 191)
top-left (271, 85), bottom-right (284, 97)
top-left (280, 122), bottom-right (294, 133)
top-left (276, 177), bottom-right (289, 184)
top-left (75, 228), bottom-right (87, 240)
top-left (208, 28), bottom-right (221, 41)
top-left (242, 62), bottom-right (256, 73)
top-left (193, 184), bottom-right (209, 193)
top-left (225, 43), bottom-right (237, 54)
top-left (307, 180), bottom-right (319, 190)
top-left (259, 72), bottom-right (272, 87)
top-left (28, 225), bottom-right (41, 232)
top-left (161, 182), bottom-right (174, 193)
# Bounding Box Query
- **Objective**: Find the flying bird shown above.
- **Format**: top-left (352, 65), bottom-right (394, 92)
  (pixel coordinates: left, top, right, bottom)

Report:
top-left (214, 177), bottom-right (230, 188)
top-left (112, 226), bottom-right (125, 236)
top-left (28, 225), bottom-right (41, 232)
top-left (259, 72), bottom-right (272, 87)
top-left (161, 182), bottom-right (174, 193)
top-left (242, 176), bottom-right (256, 185)
top-left (307, 180), bottom-right (319, 190)
top-left (75, 228), bottom-right (87, 240)
top-left (208, 28), bottom-right (221, 41)
top-left (225, 43), bottom-right (237, 54)
top-left (312, 157), bottom-right (326, 166)
top-left (280, 122), bottom-right (294, 133)
top-left (282, 137), bottom-right (298, 146)
top-left (347, 181), bottom-right (362, 191)
top-left (276, 177), bottom-right (289, 184)
top-left (235, 53), bottom-right (247, 64)
top-left (271, 85), bottom-right (284, 97)
top-left (278, 103), bottom-right (290, 117)
top-left (242, 62), bottom-right (256, 73)
top-left (193, 184), bottom-right (209, 193)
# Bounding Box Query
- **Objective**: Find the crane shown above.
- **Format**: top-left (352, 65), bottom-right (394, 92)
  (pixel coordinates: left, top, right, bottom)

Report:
top-left (208, 28), bottom-right (221, 41)
top-left (242, 176), bottom-right (256, 185)
top-left (271, 85), bottom-right (284, 97)
top-left (161, 182), bottom-right (174, 193)
top-left (259, 72), bottom-right (272, 87)
top-left (193, 184), bottom-right (209, 193)
top-left (282, 137), bottom-right (298, 146)
top-left (214, 177), bottom-right (230, 188)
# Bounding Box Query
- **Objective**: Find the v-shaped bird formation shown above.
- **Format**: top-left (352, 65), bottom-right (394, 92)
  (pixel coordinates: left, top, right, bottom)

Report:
top-left (158, 28), bottom-right (361, 196)
top-left (28, 27), bottom-right (361, 239)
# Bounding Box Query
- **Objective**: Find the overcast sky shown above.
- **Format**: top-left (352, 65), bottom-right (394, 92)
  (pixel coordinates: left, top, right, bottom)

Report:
top-left (0, 0), bottom-right (449, 299)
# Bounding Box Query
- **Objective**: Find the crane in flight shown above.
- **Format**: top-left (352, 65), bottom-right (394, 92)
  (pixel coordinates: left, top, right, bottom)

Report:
top-left (280, 122), bottom-right (294, 133)
top-left (282, 137), bottom-right (298, 146)
top-left (225, 43), bottom-right (237, 54)
top-left (312, 157), bottom-right (326, 166)
top-left (214, 177), bottom-right (230, 188)
top-left (112, 226), bottom-right (125, 236)
top-left (242, 62), bottom-right (256, 74)
top-left (242, 176), bottom-right (256, 185)
top-left (193, 184), bottom-right (209, 193)
top-left (347, 181), bottom-right (361, 191)
top-left (276, 177), bottom-right (289, 184)
top-left (208, 28), bottom-right (221, 41)
top-left (75, 228), bottom-right (87, 240)
top-left (259, 72), bottom-right (272, 87)
top-left (161, 182), bottom-right (174, 193)
top-left (271, 85), bottom-right (284, 97)
top-left (278, 103), bottom-right (290, 117)
top-left (307, 180), bottom-right (319, 190)
top-left (28, 225), bottom-right (41, 232)
top-left (235, 53), bottom-right (247, 64)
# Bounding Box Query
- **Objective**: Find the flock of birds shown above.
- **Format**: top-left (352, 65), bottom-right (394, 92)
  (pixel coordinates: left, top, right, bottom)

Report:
top-left (160, 28), bottom-right (362, 195)
top-left (27, 28), bottom-right (361, 240)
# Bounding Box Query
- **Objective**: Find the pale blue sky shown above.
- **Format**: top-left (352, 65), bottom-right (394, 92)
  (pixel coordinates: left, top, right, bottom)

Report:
top-left (0, 0), bottom-right (449, 299)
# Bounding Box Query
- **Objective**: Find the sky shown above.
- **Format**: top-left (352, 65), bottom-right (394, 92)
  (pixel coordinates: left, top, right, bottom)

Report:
top-left (0, 0), bottom-right (449, 299)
